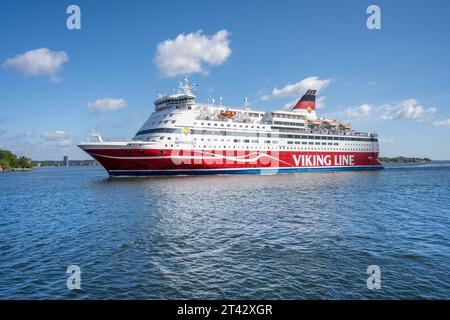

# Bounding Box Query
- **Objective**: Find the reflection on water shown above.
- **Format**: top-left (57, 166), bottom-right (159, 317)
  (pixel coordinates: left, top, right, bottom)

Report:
top-left (0, 164), bottom-right (449, 299)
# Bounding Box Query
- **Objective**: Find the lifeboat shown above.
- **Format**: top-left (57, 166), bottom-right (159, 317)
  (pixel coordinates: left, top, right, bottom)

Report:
top-left (323, 119), bottom-right (339, 127)
top-left (219, 110), bottom-right (236, 119)
top-left (307, 118), bottom-right (323, 125)
top-left (339, 122), bottom-right (352, 130)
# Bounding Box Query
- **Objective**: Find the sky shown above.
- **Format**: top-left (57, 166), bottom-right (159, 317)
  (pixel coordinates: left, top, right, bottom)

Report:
top-left (0, 0), bottom-right (449, 160)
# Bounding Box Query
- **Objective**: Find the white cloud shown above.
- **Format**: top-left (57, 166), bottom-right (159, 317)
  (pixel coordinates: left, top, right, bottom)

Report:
top-left (262, 76), bottom-right (331, 100)
top-left (42, 131), bottom-right (67, 139)
top-left (155, 30), bottom-right (231, 77)
top-left (433, 118), bottom-right (450, 127)
top-left (380, 103), bottom-right (395, 120)
top-left (42, 130), bottom-right (73, 146)
top-left (345, 104), bottom-right (373, 118)
top-left (87, 98), bottom-right (128, 114)
top-left (3, 48), bottom-right (68, 80)
top-left (346, 99), bottom-right (439, 122)
top-left (394, 99), bottom-right (436, 120)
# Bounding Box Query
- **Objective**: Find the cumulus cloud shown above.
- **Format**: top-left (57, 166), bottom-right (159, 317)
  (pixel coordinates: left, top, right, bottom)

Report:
top-left (155, 30), bottom-right (231, 77)
top-left (42, 130), bottom-right (73, 146)
top-left (3, 48), bottom-right (68, 80)
top-left (262, 76), bottom-right (331, 100)
top-left (393, 99), bottom-right (437, 120)
top-left (87, 98), bottom-right (128, 114)
top-left (433, 118), bottom-right (450, 127)
top-left (42, 131), bottom-right (66, 139)
top-left (345, 99), bottom-right (438, 122)
top-left (345, 104), bottom-right (373, 118)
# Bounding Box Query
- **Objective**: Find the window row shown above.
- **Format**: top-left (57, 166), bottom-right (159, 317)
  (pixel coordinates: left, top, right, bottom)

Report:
top-left (135, 128), bottom-right (377, 142)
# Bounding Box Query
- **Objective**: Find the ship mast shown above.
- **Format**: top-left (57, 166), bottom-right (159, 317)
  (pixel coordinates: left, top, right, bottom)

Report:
top-left (179, 74), bottom-right (192, 95)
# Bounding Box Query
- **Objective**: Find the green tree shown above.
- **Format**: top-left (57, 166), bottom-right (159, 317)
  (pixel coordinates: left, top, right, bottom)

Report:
top-left (17, 156), bottom-right (32, 168)
top-left (0, 158), bottom-right (11, 171)
top-left (0, 150), bottom-right (33, 169)
top-left (0, 150), bottom-right (18, 167)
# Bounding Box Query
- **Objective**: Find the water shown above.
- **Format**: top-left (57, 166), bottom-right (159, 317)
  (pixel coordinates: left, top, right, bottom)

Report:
top-left (0, 163), bottom-right (449, 299)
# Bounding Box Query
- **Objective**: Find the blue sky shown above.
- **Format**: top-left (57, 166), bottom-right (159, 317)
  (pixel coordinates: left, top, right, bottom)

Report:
top-left (0, 0), bottom-right (449, 160)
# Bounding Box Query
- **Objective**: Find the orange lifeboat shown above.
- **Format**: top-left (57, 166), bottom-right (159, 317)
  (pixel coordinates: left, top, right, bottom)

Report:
top-left (307, 118), bottom-right (322, 125)
top-left (323, 119), bottom-right (339, 127)
top-left (339, 122), bottom-right (352, 130)
top-left (219, 110), bottom-right (236, 119)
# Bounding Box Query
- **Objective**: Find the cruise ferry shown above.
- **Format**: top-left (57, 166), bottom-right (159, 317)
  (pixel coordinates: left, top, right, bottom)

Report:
top-left (78, 77), bottom-right (383, 176)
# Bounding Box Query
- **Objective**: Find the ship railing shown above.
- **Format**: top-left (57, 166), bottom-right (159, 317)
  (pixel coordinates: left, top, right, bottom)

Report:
top-left (307, 129), bottom-right (378, 137)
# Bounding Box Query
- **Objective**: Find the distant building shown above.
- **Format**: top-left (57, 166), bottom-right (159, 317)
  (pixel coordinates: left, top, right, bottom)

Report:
top-left (63, 156), bottom-right (69, 167)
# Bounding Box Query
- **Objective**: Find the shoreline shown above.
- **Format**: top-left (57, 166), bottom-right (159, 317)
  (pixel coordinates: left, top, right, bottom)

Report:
top-left (0, 167), bottom-right (34, 172)
top-left (379, 156), bottom-right (432, 164)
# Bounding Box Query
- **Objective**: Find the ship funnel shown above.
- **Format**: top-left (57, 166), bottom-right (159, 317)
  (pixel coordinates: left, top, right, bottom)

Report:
top-left (293, 89), bottom-right (316, 112)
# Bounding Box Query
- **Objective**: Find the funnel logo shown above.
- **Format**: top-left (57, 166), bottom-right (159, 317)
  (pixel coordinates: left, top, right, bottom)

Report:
top-left (307, 106), bottom-right (312, 113)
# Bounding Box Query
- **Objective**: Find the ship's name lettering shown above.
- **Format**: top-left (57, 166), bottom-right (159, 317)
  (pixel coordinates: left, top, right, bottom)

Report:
top-left (293, 154), bottom-right (354, 167)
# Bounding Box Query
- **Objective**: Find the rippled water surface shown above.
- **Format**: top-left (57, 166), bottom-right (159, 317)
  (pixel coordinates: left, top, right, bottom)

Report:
top-left (0, 163), bottom-right (449, 299)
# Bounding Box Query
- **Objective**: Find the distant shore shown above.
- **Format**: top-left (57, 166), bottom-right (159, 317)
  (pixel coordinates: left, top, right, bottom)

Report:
top-left (0, 167), bottom-right (34, 172)
top-left (32, 159), bottom-right (97, 167)
top-left (379, 156), bottom-right (432, 163)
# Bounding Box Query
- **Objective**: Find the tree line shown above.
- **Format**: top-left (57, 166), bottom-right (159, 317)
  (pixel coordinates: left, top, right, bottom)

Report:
top-left (0, 150), bottom-right (33, 171)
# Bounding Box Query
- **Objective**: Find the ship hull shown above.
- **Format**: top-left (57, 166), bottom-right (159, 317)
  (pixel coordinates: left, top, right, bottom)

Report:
top-left (79, 146), bottom-right (383, 176)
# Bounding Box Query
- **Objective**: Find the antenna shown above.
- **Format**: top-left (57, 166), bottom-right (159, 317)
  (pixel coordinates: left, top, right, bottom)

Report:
top-left (243, 97), bottom-right (249, 110)
top-left (179, 74), bottom-right (192, 95)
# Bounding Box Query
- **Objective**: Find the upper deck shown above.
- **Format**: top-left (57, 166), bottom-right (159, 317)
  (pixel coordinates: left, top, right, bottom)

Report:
top-left (146, 76), bottom-right (377, 140)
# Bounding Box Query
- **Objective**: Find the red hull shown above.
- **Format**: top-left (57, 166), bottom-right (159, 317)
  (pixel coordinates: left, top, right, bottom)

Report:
top-left (84, 148), bottom-right (383, 175)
